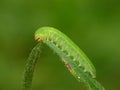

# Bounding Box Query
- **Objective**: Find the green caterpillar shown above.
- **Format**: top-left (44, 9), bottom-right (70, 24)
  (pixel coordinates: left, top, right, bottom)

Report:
top-left (35, 27), bottom-right (96, 80)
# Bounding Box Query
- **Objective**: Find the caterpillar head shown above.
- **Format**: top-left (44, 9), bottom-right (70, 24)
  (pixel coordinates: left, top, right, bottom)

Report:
top-left (35, 27), bottom-right (51, 42)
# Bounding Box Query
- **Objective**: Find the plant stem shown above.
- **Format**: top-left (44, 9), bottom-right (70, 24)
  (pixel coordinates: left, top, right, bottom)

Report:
top-left (21, 43), bottom-right (41, 90)
top-left (44, 41), bottom-right (105, 90)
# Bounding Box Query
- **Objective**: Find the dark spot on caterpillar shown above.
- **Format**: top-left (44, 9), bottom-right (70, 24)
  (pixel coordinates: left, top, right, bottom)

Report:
top-left (74, 60), bottom-right (80, 66)
top-left (69, 55), bottom-right (74, 59)
top-left (63, 50), bottom-right (68, 55)
top-left (65, 62), bottom-right (73, 71)
top-left (49, 38), bottom-right (58, 45)
top-left (47, 37), bottom-right (51, 41)
top-left (64, 61), bottom-right (76, 75)
top-left (57, 45), bottom-right (62, 49)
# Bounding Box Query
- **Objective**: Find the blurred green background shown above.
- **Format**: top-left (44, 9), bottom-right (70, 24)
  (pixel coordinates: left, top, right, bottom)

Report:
top-left (0, 0), bottom-right (120, 90)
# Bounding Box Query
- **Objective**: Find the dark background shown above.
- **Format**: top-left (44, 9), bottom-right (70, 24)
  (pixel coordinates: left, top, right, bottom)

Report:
top-left (0, 0), bottom-right (120, 90)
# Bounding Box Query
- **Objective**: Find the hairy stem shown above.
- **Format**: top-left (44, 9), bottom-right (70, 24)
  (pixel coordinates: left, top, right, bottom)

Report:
top-left (21, 43), bottom-right (41, 90)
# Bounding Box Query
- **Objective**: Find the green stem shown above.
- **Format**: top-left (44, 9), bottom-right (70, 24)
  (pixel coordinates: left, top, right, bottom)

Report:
top-left (44, 41), bottom-right (105, 90)
top-left (21, 43), bottom-right (41, 90)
